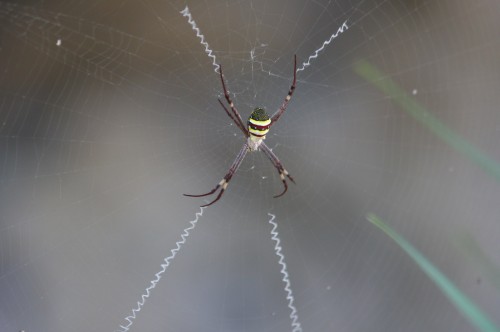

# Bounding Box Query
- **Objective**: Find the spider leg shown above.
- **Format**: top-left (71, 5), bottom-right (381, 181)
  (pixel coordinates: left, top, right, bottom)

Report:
top-left (271, 55), bottom-right (297, 125)
top-left (183, 182), bottom-right (222, 198)
top-left (184, 143), bottom-right (249, 207)
top-left (260, 142), bottom-right (295, 198)
top-left (218, 98), bottom-right (248, 137)
top-left (219, 64), bottom-right (248, 134)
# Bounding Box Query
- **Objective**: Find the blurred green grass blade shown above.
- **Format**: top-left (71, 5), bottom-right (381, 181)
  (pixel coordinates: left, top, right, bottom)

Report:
top-left (366, 213), bottom-right (499, 332)
top-left (353, 60), bottom-right (500, 181)
top-left (457, 233), bottom-right (500, 290)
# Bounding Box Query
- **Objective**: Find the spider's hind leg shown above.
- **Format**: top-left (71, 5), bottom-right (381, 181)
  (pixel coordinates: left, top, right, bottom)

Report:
top-left (184, 143), bottom-right (248, 207)
top-left (183, 179), bottom-right (225, 198)
top-left (272, 165), bottom-right (295, 198)
top-left (260, 142), bottom-right (295, 198)
top-left (183, 179), bottom-right (228, 208)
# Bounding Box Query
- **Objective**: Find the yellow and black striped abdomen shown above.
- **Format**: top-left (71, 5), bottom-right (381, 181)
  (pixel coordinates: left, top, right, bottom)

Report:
top-left (248, 107), bottom-right (271, 138)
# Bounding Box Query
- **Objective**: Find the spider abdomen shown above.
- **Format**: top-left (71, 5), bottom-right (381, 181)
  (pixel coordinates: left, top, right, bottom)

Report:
top-left (248, 107), bottom-right (271, 139)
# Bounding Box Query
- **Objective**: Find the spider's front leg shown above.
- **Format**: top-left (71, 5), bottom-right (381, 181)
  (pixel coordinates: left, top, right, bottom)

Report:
top-left (270, 55), bottom-right (297, 125)
top-left (184, 143), bottom-right (249, 207)
top-left (218, 65), bottom-right (248, 136)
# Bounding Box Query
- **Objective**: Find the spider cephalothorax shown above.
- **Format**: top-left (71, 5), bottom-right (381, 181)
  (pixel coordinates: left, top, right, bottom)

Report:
top-left (184, 55), bottom-right (297, 207)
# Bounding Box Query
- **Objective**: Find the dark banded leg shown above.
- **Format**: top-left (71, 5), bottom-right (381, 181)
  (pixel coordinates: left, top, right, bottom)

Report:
top-left (218, 98), bottom-right (248, 137)
top-left (219, 65), bottom-right (248, 134)
top-left (260, 142), bottom-right (295, 198)
top-left (271, 55), bottom-right (297, 125)
top-left (184, 143), bottom-right (249, 207)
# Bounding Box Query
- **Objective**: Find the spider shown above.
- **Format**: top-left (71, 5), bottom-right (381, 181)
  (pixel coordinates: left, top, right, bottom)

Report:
top-left (184, 55), bottom-right (297, 207)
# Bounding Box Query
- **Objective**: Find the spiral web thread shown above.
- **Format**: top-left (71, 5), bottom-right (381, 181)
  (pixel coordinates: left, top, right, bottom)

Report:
top-left (116, 207), bottom-right (204, 332)
top-left (268, 213), bottom-right (303, 332)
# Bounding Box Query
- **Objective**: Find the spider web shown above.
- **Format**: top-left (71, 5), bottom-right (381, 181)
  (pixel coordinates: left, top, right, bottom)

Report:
top-left (1, 0), bottom-right (500, 331)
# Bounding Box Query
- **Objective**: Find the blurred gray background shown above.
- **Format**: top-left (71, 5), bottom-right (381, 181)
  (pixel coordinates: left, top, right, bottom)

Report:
top-left (1, 0), bottom-right (500, 331)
